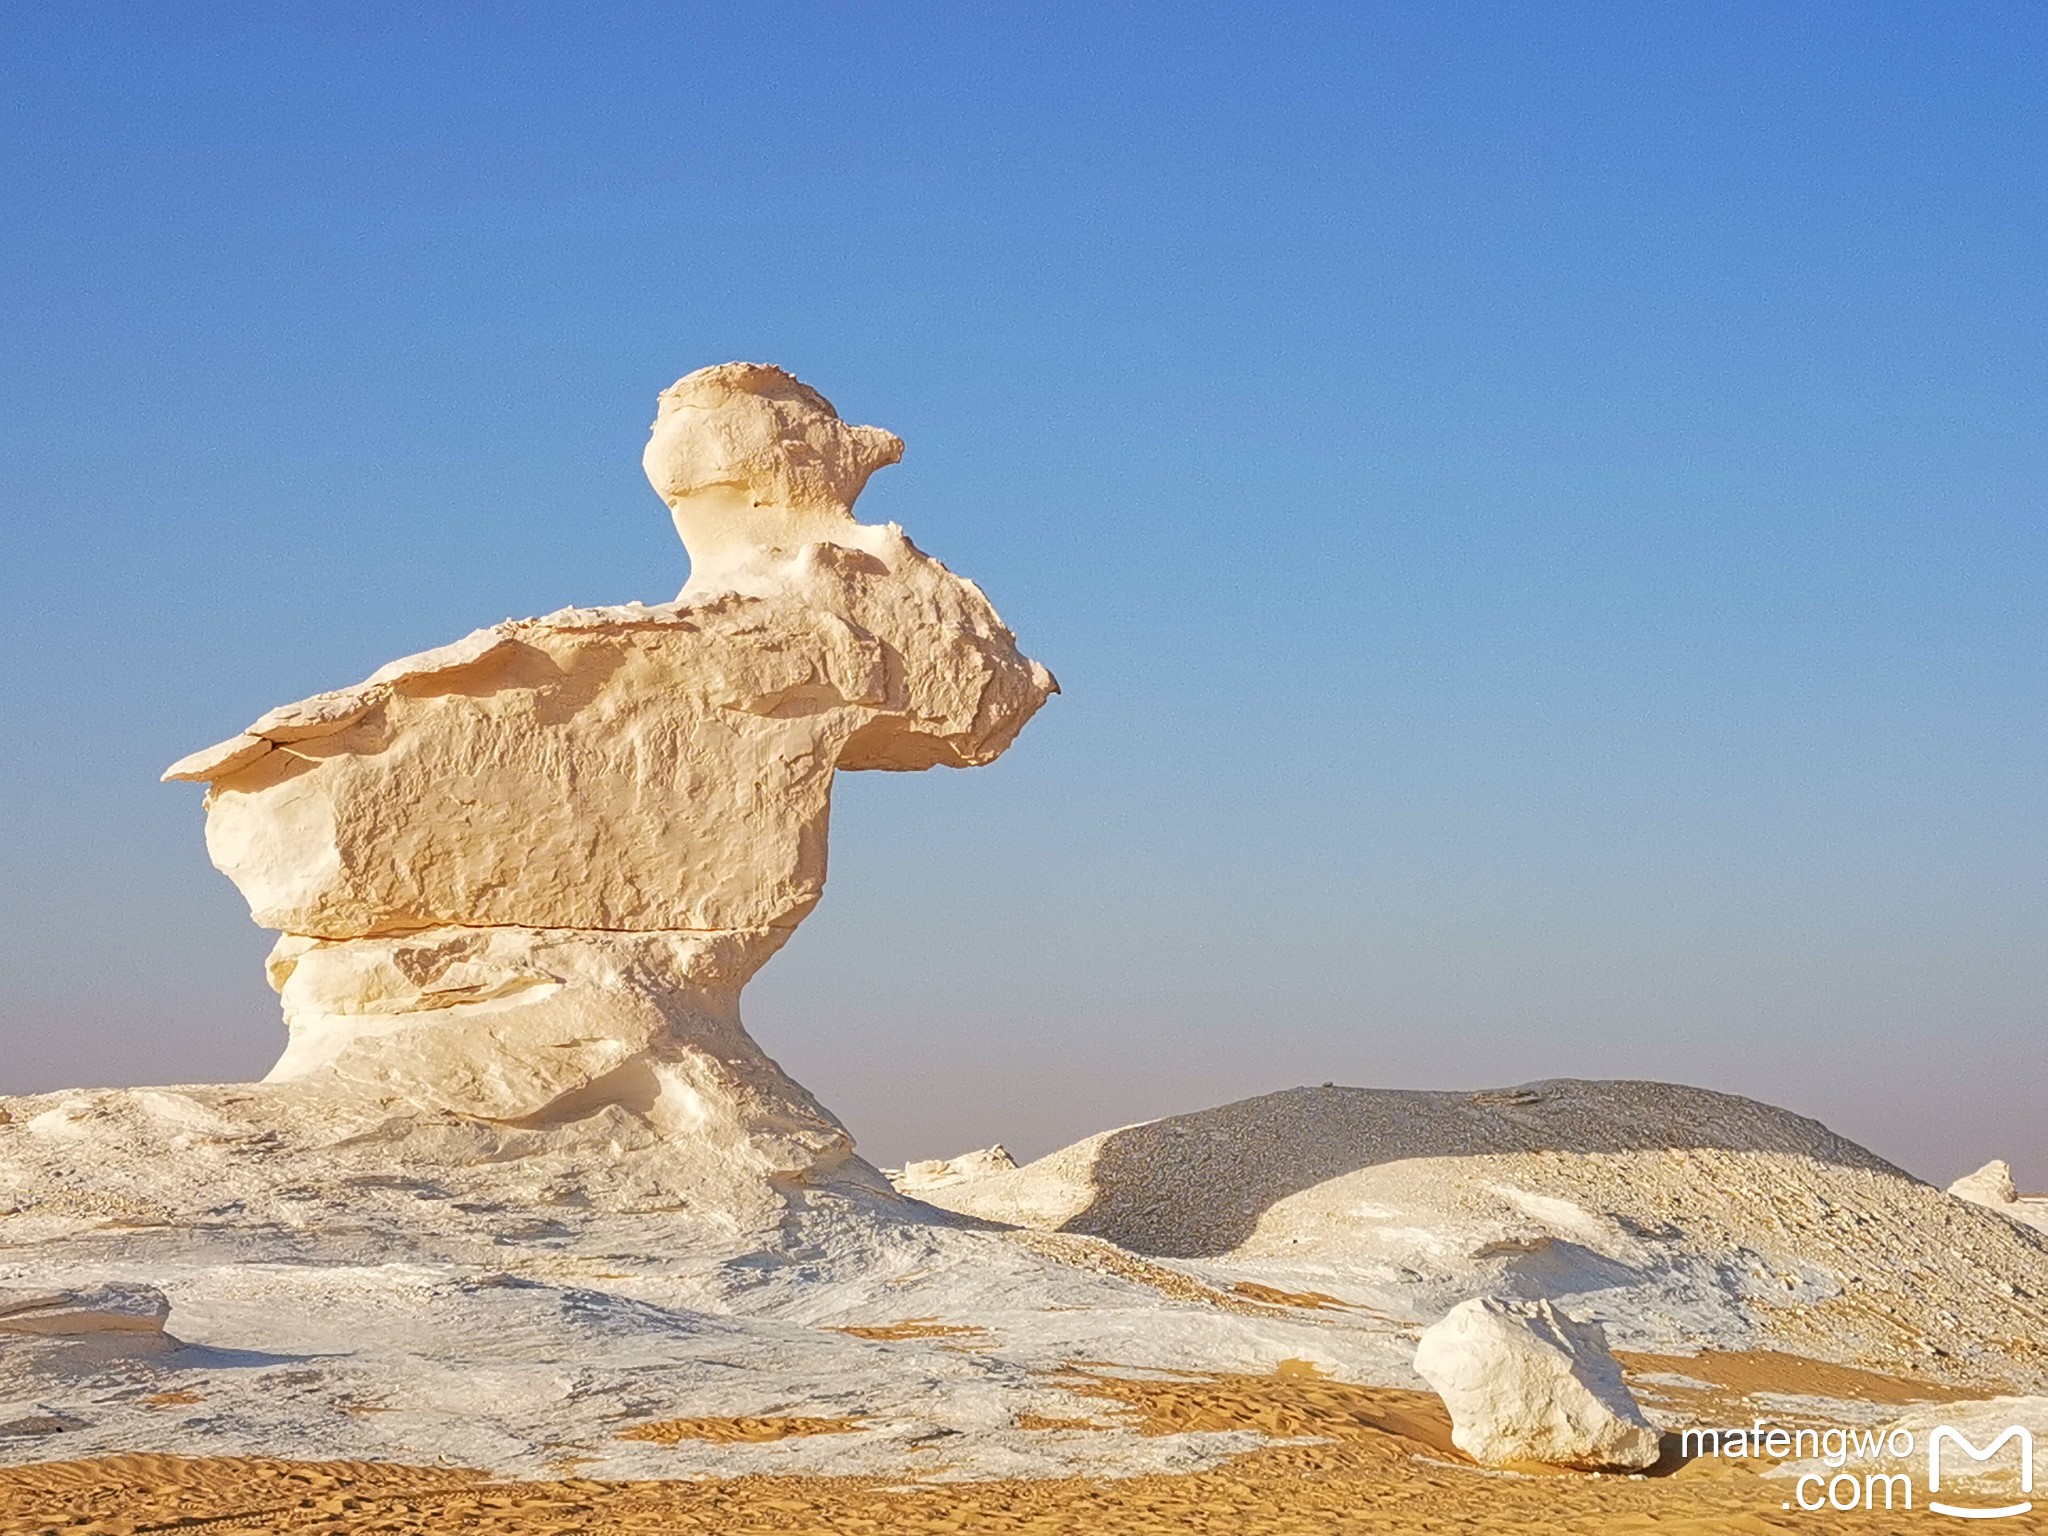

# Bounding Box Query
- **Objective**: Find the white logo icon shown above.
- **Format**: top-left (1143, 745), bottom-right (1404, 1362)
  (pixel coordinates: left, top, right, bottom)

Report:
top-left (1928, 1425), bottom-right (2034, 1520)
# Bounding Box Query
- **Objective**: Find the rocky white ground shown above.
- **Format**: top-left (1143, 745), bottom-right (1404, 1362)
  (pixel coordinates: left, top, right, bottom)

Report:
top-left (915, 1079), bottom-right (2048, 1382)
top-left (2, 1077), bottom-right (2042, 1481)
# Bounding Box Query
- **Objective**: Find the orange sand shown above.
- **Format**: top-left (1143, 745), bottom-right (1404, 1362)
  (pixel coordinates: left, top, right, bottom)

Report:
top-left (1227, 1282), bottom-right (1357, 1310)
top-left (616, 1415), bottom-right (866, 1447)
top-left (829, 1318), bottom-right (993, 1343)
top-left (5, 1354), bottom-right (2041, 1534)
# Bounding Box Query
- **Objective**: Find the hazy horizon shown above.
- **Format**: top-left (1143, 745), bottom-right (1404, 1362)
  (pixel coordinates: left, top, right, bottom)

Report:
top-left (3, 5), bottom-right (2042, 1188)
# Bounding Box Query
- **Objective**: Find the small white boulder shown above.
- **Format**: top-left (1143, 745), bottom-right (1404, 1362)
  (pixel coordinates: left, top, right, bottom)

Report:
top-left (1413, 1296), bottom-right (1661, 1471)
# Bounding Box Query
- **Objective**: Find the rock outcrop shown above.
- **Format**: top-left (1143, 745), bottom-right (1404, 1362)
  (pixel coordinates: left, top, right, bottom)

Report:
top-left (163, 363), bottom-right (1054, 1202)
top-left (1950, 1159), bottom-right (2048, 1235)
top-left (0, 1287), bottom-right (169, 1339)
top-left (1951, 1159), bottom-right (2018, 1206)
top-left (891, 1145), bottom-right (1018, 1198)
top-left (1412, 1296), bottom-right (1660, 1471)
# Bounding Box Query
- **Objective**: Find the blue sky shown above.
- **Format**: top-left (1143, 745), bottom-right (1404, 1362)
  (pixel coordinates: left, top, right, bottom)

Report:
top-left (2, 4), bottom-right (2042, 1180)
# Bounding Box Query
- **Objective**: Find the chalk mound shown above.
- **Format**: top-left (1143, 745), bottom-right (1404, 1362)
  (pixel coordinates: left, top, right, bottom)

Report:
top-left (1413, 1296), bottom-right (1660, 1471)
top-left (913, 1079), bottom-right (2048, 1379)
top-left (1952, 1159), bottom-right (2020, 1204)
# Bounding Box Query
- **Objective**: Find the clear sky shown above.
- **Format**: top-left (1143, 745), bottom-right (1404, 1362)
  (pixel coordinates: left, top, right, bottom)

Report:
top-left (2, 4), bottom-right (2041, 1184)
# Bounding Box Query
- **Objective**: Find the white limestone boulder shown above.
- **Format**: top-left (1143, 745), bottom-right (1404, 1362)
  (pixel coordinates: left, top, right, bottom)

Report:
top-left (1413, 1296), bottom-right (1661, 1471)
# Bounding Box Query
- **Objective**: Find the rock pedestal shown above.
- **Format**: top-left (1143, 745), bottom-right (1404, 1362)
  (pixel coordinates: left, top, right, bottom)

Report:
top-left (164, 363), bottom-right (1054, 1199)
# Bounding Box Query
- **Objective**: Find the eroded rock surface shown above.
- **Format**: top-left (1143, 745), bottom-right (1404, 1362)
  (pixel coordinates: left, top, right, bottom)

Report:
top-left (161, 362), bottom-right (1054, 1200)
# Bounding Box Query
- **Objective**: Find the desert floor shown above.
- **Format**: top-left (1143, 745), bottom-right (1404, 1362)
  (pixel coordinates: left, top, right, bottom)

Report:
top-left (8, 1351), bottom-right (2039, 1535)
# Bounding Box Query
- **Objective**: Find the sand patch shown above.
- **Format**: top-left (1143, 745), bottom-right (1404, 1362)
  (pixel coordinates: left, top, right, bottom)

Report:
top-left (831, 1317), bottom-right (992, 1343)
top-left (616, 1415), bottom-right (867, 1446)
top-left (8, 1366), bottom-right (2047, 1535)
top-left (1619, 1348), bottom-right (1974, 1415)
top-left (1228, 1282), bottom-right (1355, 1310)
top-left (1044, 1360), bottom-right (1465, 1457)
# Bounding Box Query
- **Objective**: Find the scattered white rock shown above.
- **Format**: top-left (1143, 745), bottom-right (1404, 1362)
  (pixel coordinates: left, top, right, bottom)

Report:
top-left (1413, 1296), bottom-right (1661, 1471)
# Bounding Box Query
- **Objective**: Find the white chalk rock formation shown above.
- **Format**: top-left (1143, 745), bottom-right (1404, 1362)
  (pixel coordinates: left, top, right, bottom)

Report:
top-left (1951, 1159), bottom-right (2018, 1206)
top-left (892, 1145), bottom-right (1018, 1197)
top-left (1413, 1296), bottom-right (1660, 1471)
top-left (163, 363), bottom-right (1054, 1204)
top-left (1950, 1160), bottom-right (2048, 1235)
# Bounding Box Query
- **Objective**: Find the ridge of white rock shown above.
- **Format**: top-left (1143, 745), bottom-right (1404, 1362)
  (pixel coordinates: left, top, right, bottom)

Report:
top-left (1413, 1296), bottom-right (1661, 1471)
top-left (157, 363), bottom-right (1055, 1218)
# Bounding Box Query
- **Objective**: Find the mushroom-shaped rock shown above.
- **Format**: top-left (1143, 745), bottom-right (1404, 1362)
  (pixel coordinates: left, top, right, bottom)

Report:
top-left (1413, 1296), bottom-right (1661, 1471)
top-left (160, 365), bottom-right (1055, 1207)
